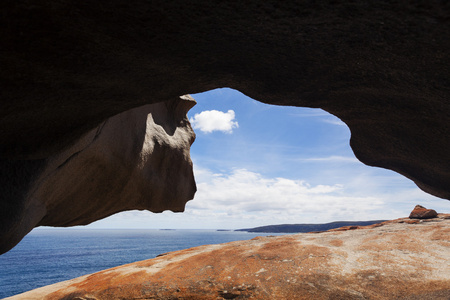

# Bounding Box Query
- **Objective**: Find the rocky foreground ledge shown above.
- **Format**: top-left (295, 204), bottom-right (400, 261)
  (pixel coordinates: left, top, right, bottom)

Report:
top-left (8, 215), bottom-right (450, 300)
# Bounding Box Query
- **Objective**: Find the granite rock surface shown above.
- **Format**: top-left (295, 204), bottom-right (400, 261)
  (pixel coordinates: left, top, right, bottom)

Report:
top-left (8, 215), bottom-right (450, 300)
top-left (409, 205), bottom-right (438, 219)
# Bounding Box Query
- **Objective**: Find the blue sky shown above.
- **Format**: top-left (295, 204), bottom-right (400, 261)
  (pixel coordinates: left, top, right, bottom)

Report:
top-left (85, 88), bottom-right (449, 229)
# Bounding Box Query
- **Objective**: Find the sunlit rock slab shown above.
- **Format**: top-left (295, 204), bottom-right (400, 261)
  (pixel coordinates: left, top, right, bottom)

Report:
top-left (8, 215), bottom-right (450, 300)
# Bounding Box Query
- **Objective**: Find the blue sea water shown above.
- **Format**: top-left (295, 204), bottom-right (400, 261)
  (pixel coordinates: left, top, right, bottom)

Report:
top-left (0, 228), bottom-right (284, 298)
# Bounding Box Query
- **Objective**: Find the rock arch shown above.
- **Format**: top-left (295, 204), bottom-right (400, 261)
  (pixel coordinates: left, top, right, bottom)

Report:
top-left (1, 0), bottom-right (449, 253)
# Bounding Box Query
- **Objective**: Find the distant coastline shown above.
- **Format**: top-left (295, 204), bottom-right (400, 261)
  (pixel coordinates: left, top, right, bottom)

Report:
top-left (236, 220), bottom-right (386, 233)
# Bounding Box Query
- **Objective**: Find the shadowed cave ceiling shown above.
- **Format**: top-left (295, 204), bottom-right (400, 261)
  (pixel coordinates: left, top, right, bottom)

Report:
top-left (1, 0), bottom-right (449, 254)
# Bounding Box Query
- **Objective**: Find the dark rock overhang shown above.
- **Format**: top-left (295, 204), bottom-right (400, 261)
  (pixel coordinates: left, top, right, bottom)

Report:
top-left (1, 0), bottom-right (449, 253)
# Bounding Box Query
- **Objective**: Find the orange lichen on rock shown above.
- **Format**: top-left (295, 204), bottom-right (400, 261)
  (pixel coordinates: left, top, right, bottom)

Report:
top-left (328, 239), bottom-right (344, 247)
top-left (7, 215), bottom-right (450, 300)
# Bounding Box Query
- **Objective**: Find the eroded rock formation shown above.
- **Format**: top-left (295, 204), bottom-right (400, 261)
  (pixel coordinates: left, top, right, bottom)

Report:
top-left (7, 215), bottom-right (450, 299)
top-left (0, 96), bottom-right (197, 254)
top-left (409, 204), bottom-right (438, 219)
top-left (1, 1), bottom-right (450, 252)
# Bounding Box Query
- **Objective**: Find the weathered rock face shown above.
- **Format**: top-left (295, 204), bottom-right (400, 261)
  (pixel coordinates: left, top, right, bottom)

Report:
top-left (409, 204), bottom-right (438, 219)
top-left (1, 1), bottom-right (450, 251)
top-left (0, 96), bottom-right (197, 254)
top-left (7, 215), bottom-right (450, 300)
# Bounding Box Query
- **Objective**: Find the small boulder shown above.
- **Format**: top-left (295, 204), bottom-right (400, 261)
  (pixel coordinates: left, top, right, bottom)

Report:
top-left (409, 205), bottom-right (438, 219)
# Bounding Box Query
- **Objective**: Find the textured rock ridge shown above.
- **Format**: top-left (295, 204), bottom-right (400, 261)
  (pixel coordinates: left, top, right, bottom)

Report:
top-left (0, 95), bottom-right (197, 254)
top-left (7, 215), bottom-right (450, 300)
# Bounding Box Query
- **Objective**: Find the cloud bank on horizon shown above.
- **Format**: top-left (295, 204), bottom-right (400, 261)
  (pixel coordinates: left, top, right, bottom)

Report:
top-left (80, 88), bottom-right (449, 230)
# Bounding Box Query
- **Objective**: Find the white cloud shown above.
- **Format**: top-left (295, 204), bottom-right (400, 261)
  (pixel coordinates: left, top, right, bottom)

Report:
top-left (322, 118), bottom-right (347, 126)
top-left (188, 167), bottom-right (386, 222)
top-left (189, 110), bottom-right (239, 133)
top-left (289, 110), bottom-right (330, 117)
top-left (85, 166), bottom-right (447, 230)
top-left (289, 108), bottom-right (346, 126)
top-left (300, 156), bottom-right (360, 163)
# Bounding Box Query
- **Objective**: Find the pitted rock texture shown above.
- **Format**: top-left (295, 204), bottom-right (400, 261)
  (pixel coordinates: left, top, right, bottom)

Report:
top-left (409, 205), bottom-right (438, 219)
top-left (1, 1), bottom-right (450, 252)
top-left (7, 215), bottom-right (450, 300)
top-left (0, 96), bottom-right (196, 254)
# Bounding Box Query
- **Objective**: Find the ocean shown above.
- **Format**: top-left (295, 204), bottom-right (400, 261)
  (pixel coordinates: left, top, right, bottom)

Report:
top-left (0, 228), bottom-right (284, 298)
